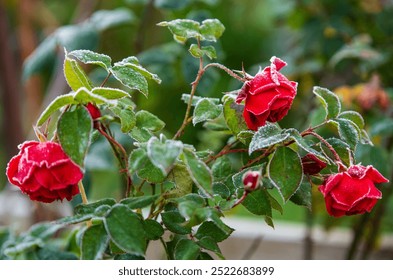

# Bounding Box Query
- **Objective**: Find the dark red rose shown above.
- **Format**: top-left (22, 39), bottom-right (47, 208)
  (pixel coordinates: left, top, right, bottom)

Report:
top-left (242, 171), bottom-right (261, 192)
top-left (86, 103), bottom-right (101, 120)
top-left (318, 165), bottom-right (388, 217)
top-left (6, 141), bottom-right (83, 203)
top-left (236, 56), bottom-right (297, 130)
top-left (301, 153), bottom-right (327, 175)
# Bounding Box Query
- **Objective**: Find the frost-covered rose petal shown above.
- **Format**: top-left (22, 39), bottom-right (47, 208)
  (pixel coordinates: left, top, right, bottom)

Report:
top-left (318, 164), bottom-right (388, 217)
top-left (236, 56), bottom-right (298, 130)
top-left (6, 141), bottom-right (83, 203)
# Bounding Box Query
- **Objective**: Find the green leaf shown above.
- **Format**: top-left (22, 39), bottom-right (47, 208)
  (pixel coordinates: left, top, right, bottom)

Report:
top-left (195, 221), bottom-right (230, 243)
top-left (286, 128), bottom-right (327, 161)
top-left (55, 214), bottom-right (94, 225)
top-left (268, 146), bottom-right (303, 202)
top-left (74, 87), bottom-right (115, 105)
top-left (197, 236), bottom-right (222, 258)
top-left (120, 194), bottom-right (159, 209)
top-left (63, 55), bottom-right (92, 91)
top-left (136, 157), bottom-right (166, 183)
top-left (200, 19), bottom-right (225, 42)
top-left (174, 239), bottom-right (200, 260)
top-left (136, 110), bottom-right (165, 132)
top-left (338, 111), bottom-right (365, 129)
top-left (143, 219), bottom-right (164, 240)
top-left (129, 127), bottom-right (153, 142)
top-left (189, 44), bottom-right (217, 59)
top-left (81, 223), bottom-right (109, 260)
top-left (147, 137), bottom-right (183, 175)
top-left (157, 19), bottom-right (200, 44)
top-left (128, 148), bottom-right (149, 173)
top-left (212, 156), bottom-right (232, 182)
top-left (91, 87), bottom-right (130, 100)
top-left (290, 181), bottom-right (312, 209)
top-left (74, 198), bottom-right (116, 215)
top-left (161, 211), bottom-right (191, 235)
top-left (36, 93), bottom-right (77, 126)
top-left (313, 86), bottom-right (341, 119)
top-left (69, 49), bottom-right (112, 71)
top-left (193, 98), bottom-right (222, 125)
top-left (110, 65), bottom-right (148, 96)
top-left (212, 182), bottom-right (232, 199)
top-left (182, 149), bottom-right (213, 197)
top-left (223, 95), bottom-right (248, 136)
top-left (110, 102), bottom-right (136, 133)
top-left (167, 164), bottom-right (194, 198)
top-left (115, 57), bottom-right (161, 84)
top-left (104, 204), bottom-right (146, 256)
top-left (57, 106), bottom-right (92, 167)
top-left (331, 118), bottom-right (360, 149)
top-left (249, 123), bottom-right (290, 154)
top-left (181, 94), bottom-right (220, 106)
top-left (242, 189), bottom-right (272, 217)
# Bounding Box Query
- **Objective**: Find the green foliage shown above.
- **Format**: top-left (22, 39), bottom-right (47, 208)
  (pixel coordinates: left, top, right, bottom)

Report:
top-left (57, 106), bottom-right (92, 168)
top-left (268, 146), bottom-right (303, 202)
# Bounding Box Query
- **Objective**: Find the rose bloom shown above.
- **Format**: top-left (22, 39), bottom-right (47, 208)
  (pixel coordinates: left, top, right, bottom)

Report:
top-left (318, 165), bottom-right (388, 217)
top-left (6, 141), bottom-right (83, 203)
top-left (236, 56), bottom-right (298, 130)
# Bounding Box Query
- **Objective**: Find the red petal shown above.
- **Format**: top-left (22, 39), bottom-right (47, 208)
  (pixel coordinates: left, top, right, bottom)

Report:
top-left (324, 195), bottom-right (346, 217)
top-left (51, 162), bottom-right (83, 187)
top-left (6, 154), bottom-right (22, 186)
top-left (365, 165), bottom-right (389, 184)
top-left (244, 89), bottom-right (279, 115)
top-left (243, 109), bottom-right (269, 130)
top-left (329, 174), bottom-right (373, 207)
top-left (319, 173), bottom-right (343, 195)
top-left (270, 56), bottom-right (287, 72)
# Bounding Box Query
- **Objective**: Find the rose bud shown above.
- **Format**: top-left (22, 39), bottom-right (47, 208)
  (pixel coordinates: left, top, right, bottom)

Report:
top-left (6, 141), bottom-right (83, 203)
top-left (301, 153), bottom-right (327, 175)
top-left (86, 103), bottom-right (101, 120)
top-left (236, 56), bottom-right (298, 130)
top-left (318, 164), bottom-right (388, 217)
top-left (242, 171), bottom-right (261, 192)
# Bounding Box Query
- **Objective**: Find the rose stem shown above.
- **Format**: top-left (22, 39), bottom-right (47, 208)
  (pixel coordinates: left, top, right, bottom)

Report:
top-left (204, 63), bottom-right (248, 82)
top-left (78, 181), bottom-right (92, 227)
top-left (173, 39), bottom-right (204, 140)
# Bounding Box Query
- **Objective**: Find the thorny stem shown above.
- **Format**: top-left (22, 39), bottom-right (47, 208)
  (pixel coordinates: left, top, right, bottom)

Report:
top-left (173, 45), bottom-right (248, 140)
top-left (173, 39), bottom-right (204, 140)
top-left (97, 124), bottom-right (133, 197)
top-left (302, 130), bottom-right (344, 167)
top-left (232, 190), bottom-right (249, 208)
top-left (203, 63), bottom-right (248, 82)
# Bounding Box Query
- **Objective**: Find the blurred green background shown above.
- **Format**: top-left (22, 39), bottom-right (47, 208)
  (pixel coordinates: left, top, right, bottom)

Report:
top-left (1, 0), bottom-right (393, 259)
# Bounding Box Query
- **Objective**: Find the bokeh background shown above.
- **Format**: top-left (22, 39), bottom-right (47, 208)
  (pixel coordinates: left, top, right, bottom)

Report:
top-left (1, 0), bottom-right (393, 259)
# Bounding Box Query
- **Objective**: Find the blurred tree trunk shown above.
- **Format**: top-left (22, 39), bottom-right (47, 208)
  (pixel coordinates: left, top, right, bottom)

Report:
top-left (0, 3), bottom-right (24, 158)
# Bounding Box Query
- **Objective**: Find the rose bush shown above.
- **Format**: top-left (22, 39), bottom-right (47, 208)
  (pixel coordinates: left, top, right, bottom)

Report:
top-left (236, 56), bottom-right (298, 130)
top-left (318, 165), bottom-right (389, 217)
top-left (6, 141), bottom-right (83, 203)
top-left (0, 15), bottom-right (389, 260)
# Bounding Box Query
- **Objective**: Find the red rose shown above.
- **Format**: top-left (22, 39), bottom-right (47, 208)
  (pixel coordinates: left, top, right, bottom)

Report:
top-left (6, 141), bottom-right (83, 203)
top-left (301, 153), bottom-right (327, 175)
top-left (318, 165), bottom-right (388, 217)
top-left (236, 56), bottom-right (297, 130)
top-left (242, 171), bottom-right (261, 192)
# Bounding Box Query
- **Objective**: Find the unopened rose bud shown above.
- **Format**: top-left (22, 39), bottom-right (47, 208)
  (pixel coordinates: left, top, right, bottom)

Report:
top-left (86, 103), bottom-right (101, 120)
top-left (301, 153), bottom-right (327, 175)
top-left (242, 171), bottom-right (261, 192)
